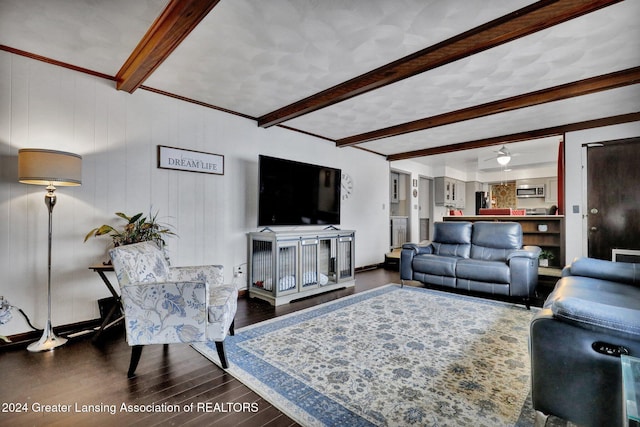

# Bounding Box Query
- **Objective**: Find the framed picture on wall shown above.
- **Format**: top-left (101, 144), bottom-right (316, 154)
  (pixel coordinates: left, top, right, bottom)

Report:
top-left (157, 145), bottom-right (224, 175)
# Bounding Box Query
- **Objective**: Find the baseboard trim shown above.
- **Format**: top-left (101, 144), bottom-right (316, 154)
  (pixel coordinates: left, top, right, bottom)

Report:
top-left (0, 318), bottom-right (103, 351)
top-left (356, 263), bottom-right (384, 272)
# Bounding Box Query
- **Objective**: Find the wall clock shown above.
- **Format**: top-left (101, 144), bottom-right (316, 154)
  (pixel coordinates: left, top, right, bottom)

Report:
top-left (341, 173), bottom-right (353, 200)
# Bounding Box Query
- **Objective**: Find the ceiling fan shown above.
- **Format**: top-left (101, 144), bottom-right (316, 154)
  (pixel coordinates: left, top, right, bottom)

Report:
top-left (481, 146), bottom-right (514, 166)
top-left (495, 146), bottom-right (511, 166)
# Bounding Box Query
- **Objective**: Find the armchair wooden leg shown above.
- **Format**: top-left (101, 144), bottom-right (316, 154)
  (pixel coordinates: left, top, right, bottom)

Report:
top-left (229, 319), bottom-right (235, 336)
top-left (215, 341), bottom-right (229, 369)
top-left (128, 345), bottom-right (144, 378)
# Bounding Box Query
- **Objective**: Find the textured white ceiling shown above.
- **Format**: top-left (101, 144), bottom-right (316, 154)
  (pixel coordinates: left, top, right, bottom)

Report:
top-left (0, 0), bottom-right (638, 171)
top-left (145, 0), bottom-right (535, 117)
top-left (0, 0), bottom-right (168, 75)
top-left (286, 2), bottom-right (640, 140)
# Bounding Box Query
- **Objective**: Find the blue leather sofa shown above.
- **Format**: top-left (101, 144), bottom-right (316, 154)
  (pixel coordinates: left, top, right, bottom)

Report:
top-left (530, 257), bottom-right (640, 427)
top-left (400, 221), bottom-right (541, 307)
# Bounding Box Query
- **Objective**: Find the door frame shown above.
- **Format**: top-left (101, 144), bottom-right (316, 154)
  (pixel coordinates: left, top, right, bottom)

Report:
top-left (418, 176), bottom-right (432, 241)
top-left (581, 137), bottom-right (640, 259)
top-left (580, 144), bottom-right (589, 256)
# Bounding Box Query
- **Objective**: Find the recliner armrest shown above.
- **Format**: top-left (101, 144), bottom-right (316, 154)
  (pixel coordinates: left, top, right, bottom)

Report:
top-left (402, 242), bottom-right (433, 255)
top-left (507, 245), bottom-right (541, 261)
top-left (551, 295), bottom-right (640, 339)
top-left (400, 243), bottom-right (432, 281)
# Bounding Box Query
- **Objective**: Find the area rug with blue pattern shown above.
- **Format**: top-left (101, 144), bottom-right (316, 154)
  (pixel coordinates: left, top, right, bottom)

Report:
top-left (193, 284), bottom-right (540, 426)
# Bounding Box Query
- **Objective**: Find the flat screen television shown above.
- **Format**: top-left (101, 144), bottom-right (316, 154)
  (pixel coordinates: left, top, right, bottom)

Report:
top-left (258, 155), bottom-right (341, 227)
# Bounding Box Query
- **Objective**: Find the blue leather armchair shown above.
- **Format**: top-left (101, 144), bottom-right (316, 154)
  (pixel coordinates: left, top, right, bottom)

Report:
top-left (401, 221), bottom-right (540, 307)
top-left (530, 257), bottom-right (640, 427)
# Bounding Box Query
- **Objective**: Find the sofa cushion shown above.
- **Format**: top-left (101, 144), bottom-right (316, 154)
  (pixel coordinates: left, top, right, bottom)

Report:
top-left (471, 245), bottom-right (518, 262)
top-left (412, 254), bottom-right (459, 277)
top-left (414, 271), bottom-right (457, 288)
top-left (456, 258), bottom-right (510, 284)
top-left (470, 222), bottom-right (522, 261)
top-left (472, 221), bottom-right (522, 248)
top-left (432, 242), bottom-right (471, 258)
top-left (432, 222), bottom-right (472, 258)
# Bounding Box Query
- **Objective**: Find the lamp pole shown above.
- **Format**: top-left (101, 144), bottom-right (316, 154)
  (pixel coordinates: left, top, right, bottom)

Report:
top-left (27, 184), bottom-right (68, 352)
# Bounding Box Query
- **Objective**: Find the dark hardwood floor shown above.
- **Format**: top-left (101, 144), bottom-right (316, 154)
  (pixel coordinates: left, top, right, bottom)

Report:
top-left (0, 268), bottom-right (400, 427)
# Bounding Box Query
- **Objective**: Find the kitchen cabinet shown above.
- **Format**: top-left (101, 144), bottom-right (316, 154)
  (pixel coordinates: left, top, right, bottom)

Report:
top-left (390, 216), bottom-right (408, 249)
top-left (390, 172), bottom-right (399, 203)
top-left (435, 177), bottom-right (466, 208)
top-left (545, 178), bottom-right (558, 203)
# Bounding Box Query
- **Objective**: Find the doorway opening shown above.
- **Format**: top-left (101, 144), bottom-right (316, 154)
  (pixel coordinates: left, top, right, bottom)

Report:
top-left (389, 170), bottom-right (410, 250)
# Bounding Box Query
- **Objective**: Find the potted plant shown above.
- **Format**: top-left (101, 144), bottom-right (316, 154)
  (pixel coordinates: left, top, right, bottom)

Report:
top-left (0, 297), bottom-right (13, 343)
top-left (539, 250), bottom-right (555, 267)
top-left (84, 211), bottom-right (177, 256)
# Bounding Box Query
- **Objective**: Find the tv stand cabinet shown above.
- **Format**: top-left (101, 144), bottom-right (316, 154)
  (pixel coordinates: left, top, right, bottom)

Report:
top-left (248, 229), bottom-right (355, 306)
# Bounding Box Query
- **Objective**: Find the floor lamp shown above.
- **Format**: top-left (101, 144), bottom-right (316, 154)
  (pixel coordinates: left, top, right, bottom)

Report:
top-left (18, 149), bottom-right (82, 352)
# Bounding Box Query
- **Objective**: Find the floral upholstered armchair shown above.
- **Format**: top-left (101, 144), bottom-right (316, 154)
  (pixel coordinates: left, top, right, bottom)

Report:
top-left (109, 241), bottom-right (237, 377)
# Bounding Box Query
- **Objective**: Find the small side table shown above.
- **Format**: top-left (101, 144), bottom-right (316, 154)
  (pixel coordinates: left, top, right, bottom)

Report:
top-left (88, 264), bottom-right (123, 341)
top-left (622, 355), bottom-right (640, 427)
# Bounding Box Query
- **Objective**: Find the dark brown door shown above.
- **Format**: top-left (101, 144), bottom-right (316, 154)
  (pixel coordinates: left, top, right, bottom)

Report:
top-left (587, 138), bottom-right (640, 260)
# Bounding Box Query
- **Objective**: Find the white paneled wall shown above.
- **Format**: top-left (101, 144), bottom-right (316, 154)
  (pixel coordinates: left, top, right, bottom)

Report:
top-left (0, 52), bottom-right (390, 336)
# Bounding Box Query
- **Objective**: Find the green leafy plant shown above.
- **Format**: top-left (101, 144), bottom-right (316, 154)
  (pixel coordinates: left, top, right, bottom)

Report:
top-left (538, 250), bottom-right (555, 267)
top-left (84, 212), bottom-right (176, 249)
top-left (539, 250), bottom-right (555, 260)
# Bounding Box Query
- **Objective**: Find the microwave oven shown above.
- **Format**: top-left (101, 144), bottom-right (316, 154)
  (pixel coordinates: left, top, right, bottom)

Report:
top-left (516, 185), bottom-right (545, 198)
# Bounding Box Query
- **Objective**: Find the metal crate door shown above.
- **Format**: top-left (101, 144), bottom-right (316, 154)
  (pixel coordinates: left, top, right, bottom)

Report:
top-left (318, 238), bottom-right (336, 285)
top-left (250, 239), bottom-right (273, 292)
top-left (275, 241), bottom-right (298, 295)
top-left (337, 234), bottom-right (355, 281)
top-left (300, 238), bottom-right (320, 289)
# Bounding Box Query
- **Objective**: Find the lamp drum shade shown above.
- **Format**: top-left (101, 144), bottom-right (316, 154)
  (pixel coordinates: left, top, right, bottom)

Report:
top-left (18, 149), bottom-right (82, 186)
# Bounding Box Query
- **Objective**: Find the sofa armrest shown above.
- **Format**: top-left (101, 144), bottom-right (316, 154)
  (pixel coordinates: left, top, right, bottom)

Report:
top-left (551, 296), bottom-right (640, 339)
top-left (169, 265), bottom-right (224, 286)
top-left (507, 245), bottom-right (541, 261)
top-left (400, 243), bottom-right (432, 281)
top-left (530, 308), bottom-right (640, 427)
top-left (564, 257), bottom-right (639, 285)
top-left (402, 242), bottom-right (433, 255)
top-left (508, 247), bottom-right (540, 297)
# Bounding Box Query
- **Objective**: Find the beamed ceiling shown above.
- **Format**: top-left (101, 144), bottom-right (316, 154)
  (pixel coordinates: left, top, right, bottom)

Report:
top-left (1, 0), bottom-right (639, 169)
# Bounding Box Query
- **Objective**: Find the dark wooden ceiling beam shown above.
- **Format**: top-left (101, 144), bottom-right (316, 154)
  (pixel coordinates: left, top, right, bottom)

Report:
top-left (337, 67), bottom-right (640, 147)
top-left (116, 0), bottom-right (221, 93)
top-left (257, 0), bottom-right (621, 128)
top-left (0, 45), bottom-right (115, 81)
top-left (386, 111), bottom-right (640, 161)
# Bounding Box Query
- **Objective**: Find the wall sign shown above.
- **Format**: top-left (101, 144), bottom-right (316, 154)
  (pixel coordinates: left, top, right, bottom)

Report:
top-left (158, 145), bottom-right (224, 175)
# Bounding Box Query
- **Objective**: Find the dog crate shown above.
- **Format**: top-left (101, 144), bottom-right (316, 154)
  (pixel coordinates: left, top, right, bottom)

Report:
top-left (248, 230), bottom-right (355, 305)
